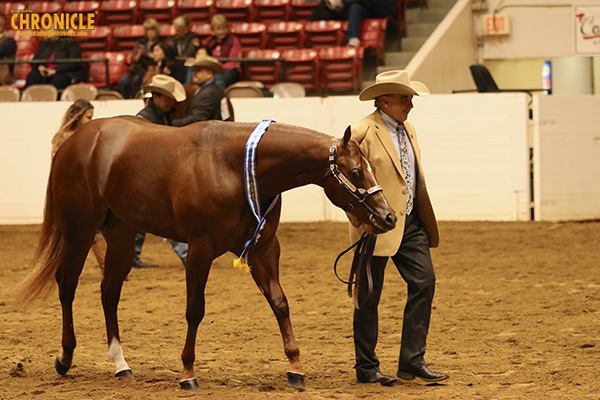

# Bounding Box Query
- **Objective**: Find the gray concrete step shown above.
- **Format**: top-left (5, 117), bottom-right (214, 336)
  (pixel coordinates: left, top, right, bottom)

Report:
top-left (406, 22), bottom-right (438, 38)
top-left (362, 79), bottom-right (375, 89)
top-left (383, 51), bottom-right (417, 68)
top-left (402, 36), bottom-right (427, 52)
top-left (427, 0), bottom-right (458, 9)
top-left (405, 8), bottom-right (451, 24)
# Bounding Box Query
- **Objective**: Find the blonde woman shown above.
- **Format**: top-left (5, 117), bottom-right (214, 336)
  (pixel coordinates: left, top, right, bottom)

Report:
top-left (51, 99), bottom-right (107, 271)
top-left (120, 18), bottom-right (161, 98)
top-left (201, 14), bottom-right (242, 88)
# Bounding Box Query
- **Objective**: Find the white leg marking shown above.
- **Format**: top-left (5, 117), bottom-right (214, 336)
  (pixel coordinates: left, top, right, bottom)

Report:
top-left (108, 337), bottom-right (131, 374)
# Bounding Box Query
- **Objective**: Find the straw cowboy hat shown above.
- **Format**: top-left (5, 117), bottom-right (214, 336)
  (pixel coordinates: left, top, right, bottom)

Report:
top-left (184, 54), bottom-right (226, 75)
top-left (141, 74), bottom-right (186, 102)
top-left (359, 70), bottom-right (430, 101)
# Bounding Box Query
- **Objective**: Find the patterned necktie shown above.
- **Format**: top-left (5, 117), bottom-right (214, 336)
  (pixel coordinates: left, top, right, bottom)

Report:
top-left (397, 124), bottom-right (413, 215)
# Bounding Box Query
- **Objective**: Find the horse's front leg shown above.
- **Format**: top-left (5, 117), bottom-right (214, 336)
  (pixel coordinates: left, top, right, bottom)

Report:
top-left (250, 235), bottom-right (305, 391)
top-left (179, 238), bottom-right (214, 391)
top-left (101, 223), bottom-right (137, 378)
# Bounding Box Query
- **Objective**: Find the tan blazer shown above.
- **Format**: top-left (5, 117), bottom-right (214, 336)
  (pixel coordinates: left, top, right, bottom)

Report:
top-left (349, 110), bottom-right (439, 256)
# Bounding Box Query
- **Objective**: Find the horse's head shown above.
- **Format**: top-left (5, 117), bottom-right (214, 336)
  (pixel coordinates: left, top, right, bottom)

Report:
top-left (324, 126), bottom-right (397, 234)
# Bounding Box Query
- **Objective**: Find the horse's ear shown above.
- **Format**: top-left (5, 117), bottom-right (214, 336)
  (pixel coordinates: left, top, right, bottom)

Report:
top-left (342, 125), bottom-right (352, 147)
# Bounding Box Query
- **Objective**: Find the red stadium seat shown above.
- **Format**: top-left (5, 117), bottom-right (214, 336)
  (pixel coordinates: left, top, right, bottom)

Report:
top-left (79, 26), bottom-right (114, 53)
top-left (288, 0), bottom-right (318, 21)
top-left (26, 1), bottom-right (63, 14)
top-left (281, 48), bottom-right (319, 92)
top-left (243, 48), bottom-right (281, 88)
top-left (138, 0), bottom-right (177, 23)
top-left (112, 24), bottom-right (145, 52)
top-left (63, 1), bottom-right (103, 26)
top-left (100, 0), bottom-right (139, 26)
top-left (85, 51), bottom-right (130, 87)
top-left (229, 22), bottom-right (267, 52)
top-left (360, 18), bottom-right (387, 65)
top-left (214, 0), bottom-right (254, 23)
top-left (252, 0), bottom-right (289, 23)
top-left (303, 20), bottom-right (344, 48)
top-left (318, 46), bottom-right (363, 93)
top-left (265, 21), bottom-right (304, 50)
top-left (11, 53), bottom-right (34, 88)
top-left (159, 23), bottom-right (177, 39)
top-left (2, 2), bottom-right (27, 27)
top-left (190, 22), bottom-right (213, 41)
top-left (11, 30), bottom-right (40, 57)
top-left (176, 0), bottom-right (215, 23)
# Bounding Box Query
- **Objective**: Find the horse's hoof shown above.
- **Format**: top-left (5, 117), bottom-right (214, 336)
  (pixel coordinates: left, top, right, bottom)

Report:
top-left (286, 372), bottom-right (306, 391)
top-left (115, 369), bottom-right (134, 378)
top-left (54, 357), bottom-right (70, 376)
top-left (179, 378), bottom-right (200, 391)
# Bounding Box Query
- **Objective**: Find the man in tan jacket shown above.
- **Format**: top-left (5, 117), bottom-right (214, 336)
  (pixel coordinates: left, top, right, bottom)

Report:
top-left (349, 70), bottom-right (448, 386)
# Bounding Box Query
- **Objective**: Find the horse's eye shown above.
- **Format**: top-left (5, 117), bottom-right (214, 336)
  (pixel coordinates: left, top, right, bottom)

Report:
top-left (351, 169), bottom-right (362, 181)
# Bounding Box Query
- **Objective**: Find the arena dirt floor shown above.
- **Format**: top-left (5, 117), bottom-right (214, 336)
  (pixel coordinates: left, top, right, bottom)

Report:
top-left (1, 221), bottom-right (599, 399)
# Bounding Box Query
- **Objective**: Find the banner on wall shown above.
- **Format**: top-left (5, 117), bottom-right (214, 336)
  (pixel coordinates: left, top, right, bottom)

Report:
top-left (574, 5), bottom-right (600, 55)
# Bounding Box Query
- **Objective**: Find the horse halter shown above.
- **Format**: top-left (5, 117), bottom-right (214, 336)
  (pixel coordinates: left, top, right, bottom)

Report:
top-left (326, 138), bottom-right (383, 213)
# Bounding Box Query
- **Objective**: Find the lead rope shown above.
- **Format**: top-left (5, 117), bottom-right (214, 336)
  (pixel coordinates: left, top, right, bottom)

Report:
top-left (333, 232), bottom-right (377, 309)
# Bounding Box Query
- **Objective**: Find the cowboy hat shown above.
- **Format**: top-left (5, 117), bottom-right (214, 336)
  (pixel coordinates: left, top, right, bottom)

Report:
top-left (359, 70), bottom-right (430, 101)
top-left (141, 74), bottom-right (186, 102)
top-left (184, 54), bottom-right (226, 75)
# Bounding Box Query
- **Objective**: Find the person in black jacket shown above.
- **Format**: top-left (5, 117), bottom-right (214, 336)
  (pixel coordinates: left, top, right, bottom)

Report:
top-left (309, 0), bottom-right (395, 47)
top-left (25, 37), bottom-right (85, 89)
top-left (173, 54), bottom-right (227, 127)
top-left (0, 16), bottom-right (17, 84)
top-left (133, 74), bottom-right (189, 269)
top-left (166, 15), bottom-right (200, 83)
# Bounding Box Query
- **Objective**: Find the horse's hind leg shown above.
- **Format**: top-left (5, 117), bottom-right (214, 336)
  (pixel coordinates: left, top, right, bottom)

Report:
top-left (55, 229), bottom-right (98, 375)
top-left (100, 221), bottom-right (138, 377)
top-left (249, 235), bottom-right (305, 391)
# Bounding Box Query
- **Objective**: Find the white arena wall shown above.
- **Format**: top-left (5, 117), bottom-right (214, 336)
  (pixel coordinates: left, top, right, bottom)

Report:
top-left (1, 93), bottom-right (597, 224)
top-left (533, 96), bottom-right (600, 221)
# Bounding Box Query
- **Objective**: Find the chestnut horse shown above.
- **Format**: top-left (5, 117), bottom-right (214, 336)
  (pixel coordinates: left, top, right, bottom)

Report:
top-left (19, 116), bottom-right (396, 391)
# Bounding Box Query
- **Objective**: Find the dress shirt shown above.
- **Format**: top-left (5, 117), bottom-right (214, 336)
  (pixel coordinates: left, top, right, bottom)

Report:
top-left (380, 110), bottom-right (416, 201)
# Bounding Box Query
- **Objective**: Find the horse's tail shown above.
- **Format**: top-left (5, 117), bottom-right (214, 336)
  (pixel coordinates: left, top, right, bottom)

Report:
top-left (17, 174), bottom-right (64, 306)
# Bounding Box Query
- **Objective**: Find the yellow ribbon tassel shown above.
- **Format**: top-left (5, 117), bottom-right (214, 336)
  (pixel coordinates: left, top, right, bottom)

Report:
top-left (233, 257), bottom-right (251, 273)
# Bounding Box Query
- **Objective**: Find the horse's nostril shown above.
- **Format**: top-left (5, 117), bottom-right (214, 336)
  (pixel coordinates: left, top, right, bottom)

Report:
top-left (386, 213), bottom-right (396, 224)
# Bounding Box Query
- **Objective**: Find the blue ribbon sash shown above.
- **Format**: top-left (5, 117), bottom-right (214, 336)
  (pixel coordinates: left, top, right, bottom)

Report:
top-left (233, 119), bottom-right (280, 272)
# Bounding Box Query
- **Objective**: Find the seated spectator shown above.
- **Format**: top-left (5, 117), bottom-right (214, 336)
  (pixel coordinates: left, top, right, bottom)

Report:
top-left (166, 15), bottom-right (200, 83)
top-left (201, 14), bottom-right (242, 88)
top-left (120, 18), bottom-right (161, 99)
top-left (173, 54), bottom-right (227, 126)
top-left (309, 0), bottom-right (396, 47)
top-left (0, 16), bottom-right (17, 84)
top-left (25, 36), bottom-right (86, 89)
top-left (143, 42), bottom-right (177, 84)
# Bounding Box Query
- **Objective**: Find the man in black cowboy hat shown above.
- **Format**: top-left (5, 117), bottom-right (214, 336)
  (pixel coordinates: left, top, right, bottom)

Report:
top-left (173, 54), bottom-right (229, 126)
top-left (348, 70), bottom-right (448, 386)
top-left (133, 74), bottom-right (189, 269)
